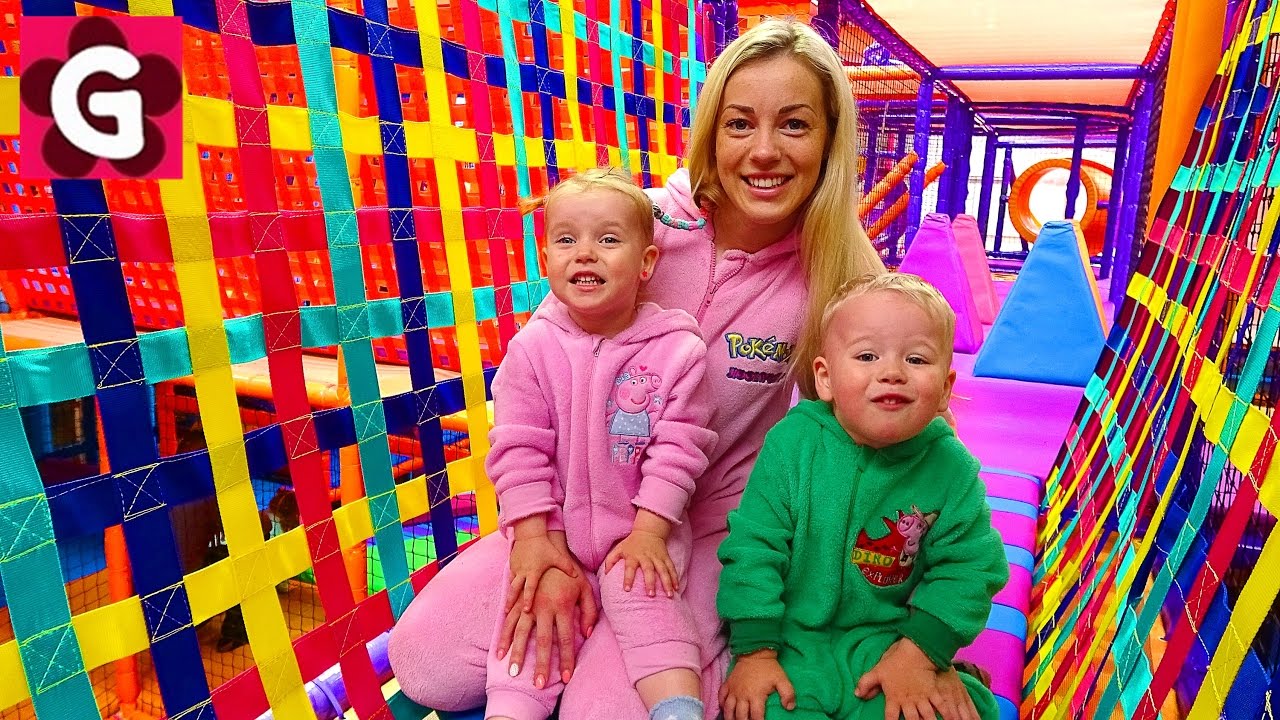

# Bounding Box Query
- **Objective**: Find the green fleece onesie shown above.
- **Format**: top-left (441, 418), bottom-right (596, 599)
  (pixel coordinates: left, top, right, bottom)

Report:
top-left (717, 400), bottom-right (1008, 719)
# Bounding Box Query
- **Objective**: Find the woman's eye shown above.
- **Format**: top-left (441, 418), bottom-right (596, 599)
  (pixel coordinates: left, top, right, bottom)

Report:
top-left (724, 118), bottom-right (751, 132)
top-left (783, 118), bottom-right (810, 132)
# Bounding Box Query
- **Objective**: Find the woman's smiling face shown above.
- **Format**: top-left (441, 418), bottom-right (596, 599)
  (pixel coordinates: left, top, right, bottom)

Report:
top-left (713, 54), bottom-right (829, 239)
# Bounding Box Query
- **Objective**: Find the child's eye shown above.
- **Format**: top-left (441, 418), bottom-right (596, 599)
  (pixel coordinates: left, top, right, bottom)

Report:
top-left (907, 356), bottom-right (929, 365)
top-left (601, 235), bottom-right (622, 245)
top-left (856, 352), bottom-right (877, 362)
top-left (554, 235), bottom-right (575, 244)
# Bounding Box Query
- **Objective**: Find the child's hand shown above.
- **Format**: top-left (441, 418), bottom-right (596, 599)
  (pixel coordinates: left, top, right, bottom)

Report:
top-left (855, 637), bottom-right (970, 720)
top-left (602, 529), bottom-right (678, 597)
top-left (507, 533), bottom-right (579, 613)
top-left (719, 650), bottom-right (796, 720)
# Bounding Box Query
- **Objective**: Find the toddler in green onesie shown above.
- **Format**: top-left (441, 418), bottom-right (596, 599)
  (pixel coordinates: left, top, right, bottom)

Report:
top-left (717, 273), bottom-right (1008, 720)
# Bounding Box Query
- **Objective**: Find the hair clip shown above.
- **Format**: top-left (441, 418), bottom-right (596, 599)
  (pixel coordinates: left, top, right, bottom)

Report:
top-left (653, 203), bottom-right (707, 231)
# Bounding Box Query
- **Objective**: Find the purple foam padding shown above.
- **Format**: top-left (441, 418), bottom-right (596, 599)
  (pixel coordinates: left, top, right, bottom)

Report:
top-left (981, 471), bottom-right (1042, 506)
top-left (952, 348), bottom-right (1084, 479)
top-left (899, 213), bottom-right (985, 353)
top-left (991, 511), bottom-right (1036, 547)
top-left (951, 214), bottom-right (998, 324)
top-left (956, 629), bottom-right (1026, 705)
top-left (993, 565), bottom-right (1033, 614)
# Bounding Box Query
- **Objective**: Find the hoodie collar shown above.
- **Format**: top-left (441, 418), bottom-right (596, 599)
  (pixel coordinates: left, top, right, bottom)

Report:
top-left (539, 299), bottom-right (699, 345)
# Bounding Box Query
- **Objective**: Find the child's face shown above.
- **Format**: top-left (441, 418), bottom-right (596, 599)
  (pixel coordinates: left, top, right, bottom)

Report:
top-left (543, 188), bottom-right (658, 337)
top-left (813, 290), bottom-right (956, 449)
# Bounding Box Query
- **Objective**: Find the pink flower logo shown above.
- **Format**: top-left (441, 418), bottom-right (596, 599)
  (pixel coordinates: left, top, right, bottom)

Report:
top-left (20, 16), bottom-right (183, 179)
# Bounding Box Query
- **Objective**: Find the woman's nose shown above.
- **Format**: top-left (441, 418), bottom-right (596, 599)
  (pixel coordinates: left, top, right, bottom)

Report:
top-left (749, 130), bottom-right (782, 164)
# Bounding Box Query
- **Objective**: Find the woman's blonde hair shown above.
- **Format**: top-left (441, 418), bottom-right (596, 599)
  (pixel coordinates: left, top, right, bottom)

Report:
top-left (520, 166), bottom-right (655, 245)
top-left (820, 273), bottom-right (956, 359)
top-left (685, 19), bottom-right (885, 399)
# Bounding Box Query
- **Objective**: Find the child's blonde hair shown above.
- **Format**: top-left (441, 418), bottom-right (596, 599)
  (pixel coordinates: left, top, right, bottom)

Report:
top-left (820, 273), bottom-right (956, 357)
top-left (685, 19), bottom-right (886, 399)
top-left (520, 167), bottom-right (655, 245)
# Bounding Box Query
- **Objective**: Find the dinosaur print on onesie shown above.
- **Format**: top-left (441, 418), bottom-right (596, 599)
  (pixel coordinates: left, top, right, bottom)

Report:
top-left (850, 506), bottom-right (940, 587)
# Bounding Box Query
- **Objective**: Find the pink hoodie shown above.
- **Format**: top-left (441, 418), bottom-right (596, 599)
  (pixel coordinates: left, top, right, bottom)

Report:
top-left (486, 299), bottom-right (717, 569)
top-left (642, 169), bottom-right (808, 539)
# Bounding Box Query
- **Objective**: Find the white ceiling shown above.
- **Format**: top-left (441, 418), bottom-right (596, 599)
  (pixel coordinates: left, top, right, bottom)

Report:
top-left (864, 0), bottom-right (1171, 106)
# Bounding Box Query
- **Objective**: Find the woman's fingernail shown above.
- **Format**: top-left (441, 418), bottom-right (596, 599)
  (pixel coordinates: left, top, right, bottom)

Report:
top-left (535, 674), bottom-right (545, 689)
top-left (562, 669), bottom-right (573, 683)
top-left (509, 663), bottom-right (520, 677)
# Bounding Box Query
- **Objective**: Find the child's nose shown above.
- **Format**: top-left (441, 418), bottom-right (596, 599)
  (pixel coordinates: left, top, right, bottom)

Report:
top-left (880, 363), bottom-right (907, 383)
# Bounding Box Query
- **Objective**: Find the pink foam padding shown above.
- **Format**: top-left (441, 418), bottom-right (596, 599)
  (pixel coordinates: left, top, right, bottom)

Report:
top-left (990, 510), bottom-right (1036, 544)
top-left (951, 342), bottom-right (1085, 479)
top-left (952, 214), bottom-right (999, 324)
top-left (994, 565), bottom-right (1033, 614)
top-left (899, 213), bottom-right (985, 353)
top-left (956, 629), bottom-right (1025, 704)
top-left (981, 472), bottom-right (1042, 505)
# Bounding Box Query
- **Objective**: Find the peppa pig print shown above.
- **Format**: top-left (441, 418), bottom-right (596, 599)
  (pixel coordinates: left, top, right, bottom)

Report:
top-left (608, 365), bottom-right (664, 464)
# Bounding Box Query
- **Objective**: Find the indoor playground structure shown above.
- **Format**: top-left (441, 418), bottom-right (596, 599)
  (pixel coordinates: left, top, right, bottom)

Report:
top-left (0, 0), bottom-right (1277, 718)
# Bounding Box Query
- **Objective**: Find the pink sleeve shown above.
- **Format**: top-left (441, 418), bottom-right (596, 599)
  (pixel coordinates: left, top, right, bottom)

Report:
top-left (485, 342), bottom-right (564, 531)
top-left (634, 339), bottom-right (716, 523)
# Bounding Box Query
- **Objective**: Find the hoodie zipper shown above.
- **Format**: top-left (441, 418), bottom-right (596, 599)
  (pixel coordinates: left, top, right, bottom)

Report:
top-left (585, 335), bottom-right (604, 565)
top-left (697, 240), bottom-right (746, 324)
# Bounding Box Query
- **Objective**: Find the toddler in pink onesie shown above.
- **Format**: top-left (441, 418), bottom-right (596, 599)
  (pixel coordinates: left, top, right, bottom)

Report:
top-left (483, 167), bottom-right (717, 720)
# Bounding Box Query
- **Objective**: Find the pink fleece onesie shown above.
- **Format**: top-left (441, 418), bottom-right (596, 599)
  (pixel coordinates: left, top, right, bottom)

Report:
top-left (387, 169), bottom-right (809, 719)
top-left (484, 300), bottom-right (715, 719)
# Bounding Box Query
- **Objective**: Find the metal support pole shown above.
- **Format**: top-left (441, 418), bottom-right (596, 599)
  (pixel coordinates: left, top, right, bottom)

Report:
top-left (906, 75), bottom-right (935, 245)
top-left (993, 145), bottom-right (1015, 253)
top-left (863, 122), bottom-right (880, 197)
top-left (938, 98), bottom-right (963, 217)
top-left (1065, 118), bottom-right (1088, 219)
top-left (976, 134), bottom-right (998, 236)
top-left (1110, 85), bottom-right (1154, 308)
top-left (951, 105), bottom-right (974, 216)
top-left (1099, 122), bottom-right (1131, 280)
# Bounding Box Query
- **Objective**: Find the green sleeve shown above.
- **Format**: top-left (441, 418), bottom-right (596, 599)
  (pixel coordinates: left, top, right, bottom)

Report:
top-left (716, 431), bottom-right (795, 657)
top-left (899, 447), bottom-right (1009, 668)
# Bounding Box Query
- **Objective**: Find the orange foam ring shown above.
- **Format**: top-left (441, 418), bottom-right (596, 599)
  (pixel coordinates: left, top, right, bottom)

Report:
top-left (1008, 158), bottom-right (1113, 256)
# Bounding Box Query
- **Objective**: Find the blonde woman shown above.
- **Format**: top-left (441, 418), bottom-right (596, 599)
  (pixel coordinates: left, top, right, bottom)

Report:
top-left (390, 19), bottom-right (979, 720)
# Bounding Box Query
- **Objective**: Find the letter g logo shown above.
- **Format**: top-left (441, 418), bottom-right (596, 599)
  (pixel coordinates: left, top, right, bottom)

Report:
top-left (20, 16), bottom-right (183, 179)
top-left (51, 45), bottom-right (146, 161)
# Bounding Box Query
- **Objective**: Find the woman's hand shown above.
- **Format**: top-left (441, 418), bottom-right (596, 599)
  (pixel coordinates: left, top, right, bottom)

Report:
top-left (720, 649), bottom-right (797, 720)
top-left (496, 562), bottom-right (598, 687)
top-left (506, 533), bottom-right (579, 613)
